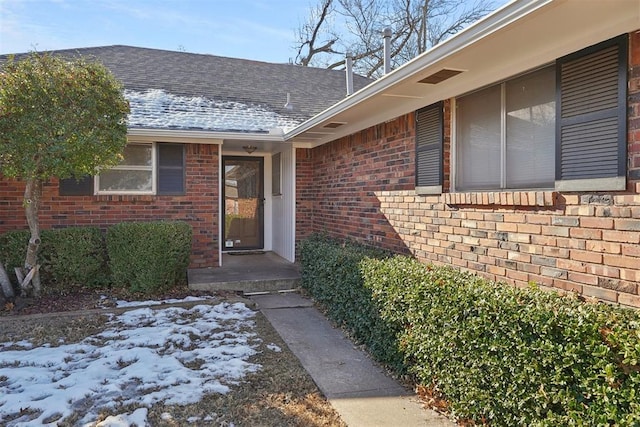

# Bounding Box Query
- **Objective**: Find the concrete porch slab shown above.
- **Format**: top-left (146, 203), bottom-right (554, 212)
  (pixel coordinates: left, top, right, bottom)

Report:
top-left (188, 252), bottom-right (301, 294)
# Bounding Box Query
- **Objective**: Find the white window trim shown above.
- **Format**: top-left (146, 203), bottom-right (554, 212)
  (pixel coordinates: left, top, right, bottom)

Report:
top-left (95, 142), bottom-right (156, 195)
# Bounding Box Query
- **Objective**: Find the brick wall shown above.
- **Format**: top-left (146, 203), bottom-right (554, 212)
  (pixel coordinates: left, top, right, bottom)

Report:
top-left (0, 143), bottom-right (219, 268)
top-left (297, 32), bottom-right (640, 307)
top-left (295, 148), bottom-right (315, 244)
top-left (299, 115), bottom-right (416, 256)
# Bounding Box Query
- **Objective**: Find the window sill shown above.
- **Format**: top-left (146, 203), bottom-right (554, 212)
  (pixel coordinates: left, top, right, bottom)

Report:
top-left (95, 194), bottom-right (156, 202)
top-left (444, 190), bottom-right (558, 207)
top-left (415, 185), bottom-right (442, 195)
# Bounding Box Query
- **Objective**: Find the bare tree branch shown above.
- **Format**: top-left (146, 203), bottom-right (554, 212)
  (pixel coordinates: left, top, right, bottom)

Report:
top-left (293, 0), bottom-right (497, 77)
top-left (295, 0), bottom-right (341, 66)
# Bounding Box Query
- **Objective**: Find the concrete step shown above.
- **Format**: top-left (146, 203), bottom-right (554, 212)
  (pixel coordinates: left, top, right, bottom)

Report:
top-left (187, 252), bottom-right (301, 294)
top-left (188, 273), bottom-right (300, 293)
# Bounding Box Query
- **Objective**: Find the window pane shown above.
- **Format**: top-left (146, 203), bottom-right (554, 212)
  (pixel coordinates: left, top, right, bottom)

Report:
top-left (457, 85), bottom-right (501, 190)
top-left (506, 66), bottom-right (555, 188)
top-left (99, 169), bottom-right (152, 192)
top-left (119, 144), bottom-right (152, 166)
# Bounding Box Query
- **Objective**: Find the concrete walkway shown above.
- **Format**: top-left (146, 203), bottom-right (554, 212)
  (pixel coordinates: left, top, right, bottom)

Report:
top-left (249, 292), bottom-right (454, 427)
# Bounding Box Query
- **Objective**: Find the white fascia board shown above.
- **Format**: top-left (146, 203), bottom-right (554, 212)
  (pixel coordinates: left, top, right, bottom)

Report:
top-left (127, 128), bottom-right (286, 144)
top-left (284, 0), bottom-right (552, 140)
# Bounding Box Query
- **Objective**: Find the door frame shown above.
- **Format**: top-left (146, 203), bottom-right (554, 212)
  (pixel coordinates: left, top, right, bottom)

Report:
top-left (222, 155), bottom-right (265, 251)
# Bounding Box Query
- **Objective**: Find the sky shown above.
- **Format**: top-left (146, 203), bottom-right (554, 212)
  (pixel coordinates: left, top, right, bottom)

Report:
top-left (0, 0), bottom-right (311, 63)
top-left (0, 0), bottom-right (508, 64)
top-left (0, 297), bottom-right (277, 426)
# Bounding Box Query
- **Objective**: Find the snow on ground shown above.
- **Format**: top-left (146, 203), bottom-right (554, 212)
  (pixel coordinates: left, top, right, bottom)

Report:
top-left (0, 302), bottom-right (260, 426)
top-left (125, 89), bottom-right (301, 133)
top-left (110, 295), bottom-right (215, 308)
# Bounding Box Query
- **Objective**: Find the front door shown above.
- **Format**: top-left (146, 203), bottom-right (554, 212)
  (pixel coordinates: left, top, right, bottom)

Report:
top-left (223, 156), bottom-right (264, 250)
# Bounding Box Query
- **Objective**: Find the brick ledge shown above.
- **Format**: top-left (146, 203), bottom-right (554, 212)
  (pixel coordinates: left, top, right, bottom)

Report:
top-left (444, 191), bottom-right (558, 207)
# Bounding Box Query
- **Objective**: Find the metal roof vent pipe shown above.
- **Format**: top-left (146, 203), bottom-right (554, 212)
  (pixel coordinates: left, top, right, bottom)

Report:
top-left (284, 92), bottom-right (293, 111)
top-left (345, 51), bottom-right (354, 96)
top-left (383, 27), bottom-right (392, 75)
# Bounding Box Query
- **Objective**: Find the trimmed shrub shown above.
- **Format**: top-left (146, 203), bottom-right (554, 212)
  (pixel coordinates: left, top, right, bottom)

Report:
top-left (299, 234), bottom-right (405, 372)
top-left (106, 221), bottom-right (192, 293)
top-left (0, 227), bottom-right (108, 290)
top-left (0, 229), bottom-right (30, 287)
top-left (361, 256), bottom-right (640, 426)
top-left (40, 227), bottom-right (108, 288)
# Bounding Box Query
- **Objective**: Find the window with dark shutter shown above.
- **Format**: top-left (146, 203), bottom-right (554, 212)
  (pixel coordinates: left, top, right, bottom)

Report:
top-left (59, 175), bottom-right (94, 196)
top-left (556, 34), bottom-right (627, 191)
top-left (415, 102), bottom-right (443, 194)
top-left (272, 152), bottom-right (282, 196)
top-left (157, 143), bottom-right (185, 195)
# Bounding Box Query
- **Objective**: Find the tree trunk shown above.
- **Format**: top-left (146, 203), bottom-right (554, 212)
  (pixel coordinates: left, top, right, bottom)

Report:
top-left (0, 261), bottom-right (14, 300)
top-left (23, 178), bottom-right (42, 297)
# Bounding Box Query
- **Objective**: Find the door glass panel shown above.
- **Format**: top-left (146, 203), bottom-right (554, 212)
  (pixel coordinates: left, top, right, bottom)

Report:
top-left (224, 157), bottom-right (263, 250)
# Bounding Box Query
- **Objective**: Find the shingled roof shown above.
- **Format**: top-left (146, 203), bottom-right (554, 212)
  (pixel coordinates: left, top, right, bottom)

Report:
top-left (1, 45), bottom-right (373, 134)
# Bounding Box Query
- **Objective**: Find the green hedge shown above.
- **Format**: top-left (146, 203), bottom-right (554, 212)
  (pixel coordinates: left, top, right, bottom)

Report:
top-left (299, 234), bottom-right (405, 372)
top-left (106, 221), bottom-right (192, 293)
top-left (0, 227), bottom-right (108, 289)
top-left (361, 256), bottom-right (640, 426)
top-left (41, 227), bottom-right (109, 287)
top-left (0, 230), bottom-right (29, 287)
top-left (300, 235), bottom-right (640, 425)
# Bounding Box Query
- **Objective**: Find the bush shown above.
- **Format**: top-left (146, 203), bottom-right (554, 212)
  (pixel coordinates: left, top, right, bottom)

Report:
top-left (299, 234), bottom-right (405, 372)
top-left (40, 227), bottom-right (108, 288)
top-left (361, 256), bottom-right (640, 426)
top-left (0, 227), bottom-right (108, 290)
top-left (106, 221), bottom-right (192, 293)
top-left (0, 229), bottom-right (30, 287)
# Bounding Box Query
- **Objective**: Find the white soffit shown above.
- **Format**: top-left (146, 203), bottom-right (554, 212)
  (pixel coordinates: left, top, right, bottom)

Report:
top-left (287, 0), bottom-right (640, 147)
top-left (127, 128), bottom-right (286, 145)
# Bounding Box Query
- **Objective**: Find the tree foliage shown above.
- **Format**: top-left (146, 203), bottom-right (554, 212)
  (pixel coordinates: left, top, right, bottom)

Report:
top-left (0, 52), bottom-right (129, 297)
top-left (0, 52), bottom-right (129, 180)
top-left (294, 0), bottom-right (496, 78)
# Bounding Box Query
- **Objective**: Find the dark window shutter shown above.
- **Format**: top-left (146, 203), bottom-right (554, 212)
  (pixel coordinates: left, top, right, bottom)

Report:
top-left (556, 35), bottom-right (627, 188)
top-left (59, 176), bottom-right (94, 196)
top-left (158, 143), bottom-right (185, 195)
top-left (272, 152), bottom-right (282, 195)
top-left (415, 102), bottom-right (443, 191)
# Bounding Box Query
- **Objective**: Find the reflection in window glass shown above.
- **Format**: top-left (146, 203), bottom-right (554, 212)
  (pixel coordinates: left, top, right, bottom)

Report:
top-left (456, 65), bottom-right (555, 191)
top-left (98, 144), bottom-right (153, 193)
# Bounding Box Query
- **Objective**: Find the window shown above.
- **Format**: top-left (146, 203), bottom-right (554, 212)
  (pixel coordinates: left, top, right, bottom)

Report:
top-left (272, 152), bottom-right (281, 196)
top-left (456, 66), bottom-right (555, 191)
top-left (58, 143), bottom-right (185, 196)
top-left (98, 144), bottom-right (154, 193)
top-left (453, 34), bottom-right (627, 193)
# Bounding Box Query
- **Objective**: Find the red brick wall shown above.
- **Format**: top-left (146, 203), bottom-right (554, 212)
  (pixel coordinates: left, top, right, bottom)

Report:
top-left (0, 143), bottom-right (219, 268)
top-left (297, 32), bottom-right (640, 307)
top-left (299, 115), bottom-right (416, 255)
top-left (295, 148), bottom-right (314, 244)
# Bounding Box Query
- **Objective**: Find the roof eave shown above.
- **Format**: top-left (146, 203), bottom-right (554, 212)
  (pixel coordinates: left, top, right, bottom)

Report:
top-left (285, 0), bottom-right (639, 147)
top-left (284, 0), bottom-right (550, 142)
top-left (127, 127), bottom-right (286, 144)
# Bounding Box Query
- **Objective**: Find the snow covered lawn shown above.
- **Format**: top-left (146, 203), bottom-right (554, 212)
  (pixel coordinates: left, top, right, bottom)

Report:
top-left (0, 300), bottom-right (262, 426)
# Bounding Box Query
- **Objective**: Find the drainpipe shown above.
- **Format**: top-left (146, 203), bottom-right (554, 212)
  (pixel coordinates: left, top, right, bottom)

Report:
top-left (383, 27), bottom-right (392, 75)
top-left (345, 51), bottom-right (354, 96)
